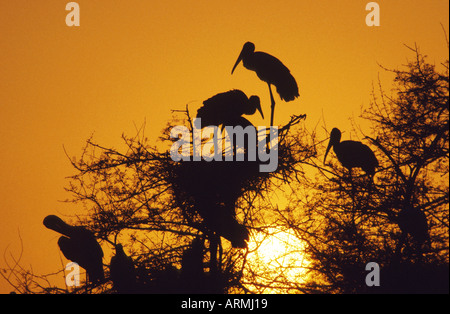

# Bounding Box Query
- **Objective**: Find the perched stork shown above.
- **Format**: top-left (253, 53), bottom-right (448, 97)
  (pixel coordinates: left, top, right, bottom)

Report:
top-left (180, 237), bottom-right (206, 293)
top-left (231, 42), bottom-right (299, 126)
top-left (324, 128), bottom-right (378, 176)
top-left (110, 244), bottom-right (137, 294)
top-left (174, 155), bottom-right (255, 249)
top-left (195, 89), bottom-right (263, 129)
top-left (398, 205), bottom-right (430, 247)
top-left (43, 215), bottom-right (104, 283)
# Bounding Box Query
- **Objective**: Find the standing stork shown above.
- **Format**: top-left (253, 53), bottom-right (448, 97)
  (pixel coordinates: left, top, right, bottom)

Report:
top-left (195, 89), bottom-right (264, 129)
top-left (324, 128), bottom-right (378, 176)
top-left (43, 215), bottom-right (104, 284)
top-left (231, 42), bottom-right (299, 126)
top-left (110, 244), bottom-right (137, 294)
top-left (398, 205), bottom-right (430, 248)
top-left (180, 236), bottom-right (205, 293)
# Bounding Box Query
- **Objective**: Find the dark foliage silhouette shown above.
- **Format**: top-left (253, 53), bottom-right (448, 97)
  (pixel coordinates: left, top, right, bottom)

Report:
top-left (29, 109), bottom-right (307, 294)
top-left (171, 160), bottom-right (255, 248)
top-left (2, 43), bottom-right (447, 295)
top-left (231, 41), bottom-right (299, 126)
top-left (278, 46), bottom-right (449, 293)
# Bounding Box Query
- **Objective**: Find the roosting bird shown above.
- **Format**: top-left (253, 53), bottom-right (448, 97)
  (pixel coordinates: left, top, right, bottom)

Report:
top-left (181, 237), bottom-right (204, 275)
top-left (110, 244), bottom-right (137, 294)
top-left (180, 237), bottom-right (206, 293)
top-left (174, 157), bottom-right (254, 248)
top-left (195, 90), bottom-right (263, 162)
top-left (195, 89), bottom-right (264, 129)
top-left (225, 115), bottom-right (261, 162)
top-left (398, 205), bottom-right (430, 248)
top-left (186, 167), bottom-right (251, 248)
top-left (324, 128), bottom-right (378, 176)
top-left (43, 215), bottom-right (104, 283)
top-left (231, 42), bottom-right (299, 126)
top-left (174, 106), bottom-right (263, 249)
top-left (196, 118), bottom-right (257, 248)
top-left (210, 209), bottom-right (249, 248)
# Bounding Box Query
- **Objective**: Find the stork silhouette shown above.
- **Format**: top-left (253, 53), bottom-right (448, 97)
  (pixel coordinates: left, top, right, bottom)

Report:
top-left (180, 237), bottom-right (206, 293)
top-left (231, 42), bottom-right (299, 126)
top-left (195, 90), bottom-right (262, 162)
top-left (191, 118), bottom-right (258, 248)
top-left (173, 129), bottom-right (258, 249)
top-left (398, 205), bottom-right (430, 248)
top-left (110, 244), bottom-right (137, 294)
top-left (195, 89), bottom-right (264, 129)
top-left (43, 215), bottom-right (104, 283)
top-left (177, 160), bottom-right (252, 248)
top-left (324, 128), bottom-right (378, 177)
top-left (172, 96), bottom-right (267, 249)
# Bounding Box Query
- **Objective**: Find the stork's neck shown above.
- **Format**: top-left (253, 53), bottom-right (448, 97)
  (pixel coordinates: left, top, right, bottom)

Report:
top-left (242, 104), bottom-right (255, 115)
top-left (242, 55), bottom-right (257, 72)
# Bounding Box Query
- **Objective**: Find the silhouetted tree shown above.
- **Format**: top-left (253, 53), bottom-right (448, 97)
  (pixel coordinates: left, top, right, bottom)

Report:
top-left (2, 44), bottom-right (447, 295)
top-left (35, 107), bottom-right (308, 294)
top-left (280, 45), bottom-right (449, 293)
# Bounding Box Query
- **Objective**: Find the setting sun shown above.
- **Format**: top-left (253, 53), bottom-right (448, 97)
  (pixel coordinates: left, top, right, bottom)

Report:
top-left (245, 228), bottom-right (310, 293)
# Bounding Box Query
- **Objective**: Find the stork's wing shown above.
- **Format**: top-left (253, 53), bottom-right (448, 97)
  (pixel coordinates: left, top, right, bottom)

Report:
top-left (197, 90), bottom-right (248, 127)
top-left (338, 141), bottom-right (378, 170)
top-left (252, 52), bottom-right (299, 101)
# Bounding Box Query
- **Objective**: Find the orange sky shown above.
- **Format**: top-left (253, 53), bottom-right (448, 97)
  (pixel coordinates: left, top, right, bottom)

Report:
top-left (0, 0), bottom-right (448, 293)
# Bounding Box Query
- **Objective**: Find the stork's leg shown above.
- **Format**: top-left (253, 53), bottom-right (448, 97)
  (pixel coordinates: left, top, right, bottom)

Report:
top-left (394, 233), bottom-right (406, 263)
top-left (209, 234), bottom-right (219, 276)
top-left (367, 174), bottom-right (375, 195)
top-left (86, 273), bottom-right (89, 294)
top-left (268, 83), bottom-right (276, 127)
top-left (348, 168), bottom-right (357, 211)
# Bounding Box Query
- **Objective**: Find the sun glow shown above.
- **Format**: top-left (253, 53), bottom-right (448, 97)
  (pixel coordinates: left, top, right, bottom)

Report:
top-left (244, 228), bottom-right (310, 293)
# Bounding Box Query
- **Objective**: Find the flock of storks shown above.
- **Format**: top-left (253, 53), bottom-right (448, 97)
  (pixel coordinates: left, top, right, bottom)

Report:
top-left (43, 42), bottom-right (429, 293)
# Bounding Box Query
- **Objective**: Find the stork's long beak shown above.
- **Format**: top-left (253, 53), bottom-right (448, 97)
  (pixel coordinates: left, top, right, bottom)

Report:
top-left (231, 49), bottom-right (244, 74)
top-left (43, 215), bottom-right (72, 237)
top-left (324, 139), bottom-right (333, 164)
top-left (256, 103), bottom-right (264, 119)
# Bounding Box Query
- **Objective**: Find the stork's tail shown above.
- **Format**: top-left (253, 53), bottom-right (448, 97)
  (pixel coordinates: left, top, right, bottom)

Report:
top-left (276, 74), bottom-right (299, 102)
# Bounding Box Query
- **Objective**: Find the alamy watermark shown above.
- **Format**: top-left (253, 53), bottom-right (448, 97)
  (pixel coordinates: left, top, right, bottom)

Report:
top-left (64, 2), bottom-right (380, 28)
top-left (65, 262), bottom-right (81, 287)
top-left (365, 262), bottom-right (380, 287)
top-left (170, 118), bottom-right (279, 173)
